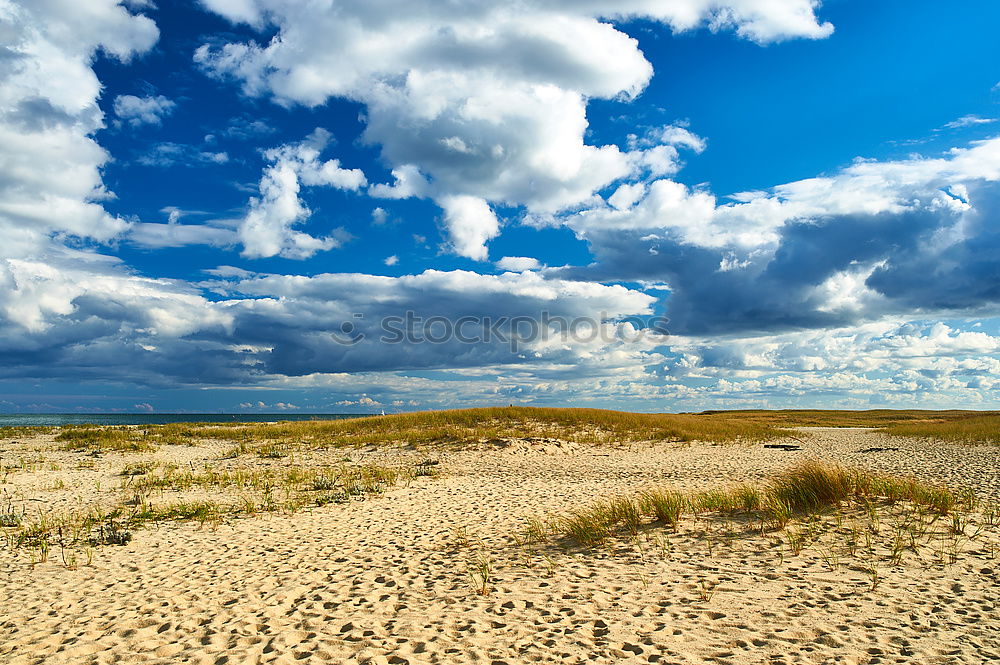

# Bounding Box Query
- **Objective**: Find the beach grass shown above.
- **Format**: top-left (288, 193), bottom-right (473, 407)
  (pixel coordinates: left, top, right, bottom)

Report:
top-left (880, 414), bottom-right (1000, 445)
top-left (135, 407), bottom-right (794, 451)
top-left (536, 461), bottom-right (972, 549)
top-left (694, 408), bottom-right (1000, 428)
top-left (3, 458), bottom-right (438, 566)
top-left (0, 426), bottom-right (55, 439)
top-left (55, 427), bottom-right (156, 453)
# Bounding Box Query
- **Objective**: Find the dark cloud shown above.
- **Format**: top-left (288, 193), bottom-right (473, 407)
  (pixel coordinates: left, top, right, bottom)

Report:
top-left (560, 179), bottom-right (1000, 336)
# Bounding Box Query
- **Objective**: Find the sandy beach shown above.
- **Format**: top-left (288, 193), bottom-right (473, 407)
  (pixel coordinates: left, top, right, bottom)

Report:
top-left (2, 427), bottom-right (999, 665)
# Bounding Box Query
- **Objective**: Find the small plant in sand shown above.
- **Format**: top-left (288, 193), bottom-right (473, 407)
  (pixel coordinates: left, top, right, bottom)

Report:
top-left (696, 578), bottom-right (717, 602)
top-left (467, 551), bottom-right (493, 595)
top-left (121, 461), bottom-right (157, 476)
top-left (414, 459), bottom-right (441, 477)
top-left (639, 489), bottom-right (685, 530)
top-left (0, 512), bottom-right (22, 527)
top-left (862, 559), bottom-right (882, 592)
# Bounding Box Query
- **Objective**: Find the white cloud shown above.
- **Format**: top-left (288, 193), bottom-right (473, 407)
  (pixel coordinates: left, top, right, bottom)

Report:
top-left (943, 114), bottom-right (996, 130)
top-left (438, 195), bottom-right (499, 261)
top-left (496, 256), bottom-right (542, 272)
top-left (0, 0), bottom-right (157, 254)
top-left (196, 0), bottom-right (830, 257)
top-left (565, 179), bottom-right (716, 237)
top-left (221, 114), bottom-right (276, 139)
top-left (113, 94), bottom-right (176, 126)
top-left (565, 135), bottom-right (1000, 253)
top-left (129, 222), bottom-right (237, 249)
top-left (138, 142), bottom-right (229, 166)
top-left (656, 124), bottom-right (707, 152)
top-left (239, 129), bottom-right (366, 259)
top-left (336, 396), bottom-right (381, 407)
top-left (383, 255), bottom-right (398, 266)
top-left (608, 182), bottom-right (646, 210)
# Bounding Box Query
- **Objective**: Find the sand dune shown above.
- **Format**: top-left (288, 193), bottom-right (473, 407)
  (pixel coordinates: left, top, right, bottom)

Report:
top-left (2, 428), bottom-right (999, 664)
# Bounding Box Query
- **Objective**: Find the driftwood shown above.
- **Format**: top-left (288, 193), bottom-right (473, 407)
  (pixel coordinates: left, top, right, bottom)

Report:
top-left (764, 443), bottom-right (802, 451)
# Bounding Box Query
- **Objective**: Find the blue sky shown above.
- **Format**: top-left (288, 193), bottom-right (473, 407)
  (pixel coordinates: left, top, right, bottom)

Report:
top-left (2, 0), bottom-right (1000, 414)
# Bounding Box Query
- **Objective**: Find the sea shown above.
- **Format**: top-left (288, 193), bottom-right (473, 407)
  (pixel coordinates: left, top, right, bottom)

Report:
top-left (0, 413), bottom-right (367, 427)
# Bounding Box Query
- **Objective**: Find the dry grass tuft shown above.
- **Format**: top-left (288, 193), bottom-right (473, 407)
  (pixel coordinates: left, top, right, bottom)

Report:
top-left (538, 461), bottom-right (969, 548)
top-left (55, 427), bottom-right (155, 453)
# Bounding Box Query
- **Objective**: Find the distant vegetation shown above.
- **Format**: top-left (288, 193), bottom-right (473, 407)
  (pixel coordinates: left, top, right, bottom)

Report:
top-left (881, 414), bottom-right (1000, 446)
top-left (7, 407), bottom-right (795, 454)
top-left (695, 409), bottom-right (1000, 428)
top-left (198, 407), bottom-right (792, 448)
top-left (696, 409), bottom-right (1000, 445)
top-left (8, 407), bottom-right (1000, 450)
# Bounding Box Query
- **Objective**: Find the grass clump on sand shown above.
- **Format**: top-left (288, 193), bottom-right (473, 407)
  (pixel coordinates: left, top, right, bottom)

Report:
top-left (55, 426), bottom-right (155, 453)
top-left (536, 461), bottom-right (973, 549)
top-left (516, 462), bottom-right (995, 595)
top-left (881, 414), bottom-right (1000, 446)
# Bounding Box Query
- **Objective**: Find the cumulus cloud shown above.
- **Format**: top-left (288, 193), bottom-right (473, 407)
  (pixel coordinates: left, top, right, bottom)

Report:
top-left (555, 137), bottom-right (1000, 335)
top-left (0, 255), bottom-right (661, 389)
top-left (113, 93), bottom-right (176, 126)
top-left (0, 0), bottom-right (157, 254)
top-left (658, 321), bottom-right (1000, 408)
top-left (335, 396), bottom-right (381, 407)
top-left (496, 256), bottom-right (542, 272)
top-left (195, 0), bottom-right (830, 258)
top-left (438, 195), bottom-right (499, 261)
top-left (202, 268), bottom-right (658, 377)
top-left (239, 128), bottom-right (366, 259)
top-left (623, 124), bottom-right (707, 177)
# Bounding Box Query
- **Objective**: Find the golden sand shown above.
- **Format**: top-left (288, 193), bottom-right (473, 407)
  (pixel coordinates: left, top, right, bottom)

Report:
top-left (2, 427), bottom-right (999, 664)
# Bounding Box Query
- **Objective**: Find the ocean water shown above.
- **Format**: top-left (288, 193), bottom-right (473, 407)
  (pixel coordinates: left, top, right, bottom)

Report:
top-left (0, 413), bottom-right (366, 427)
